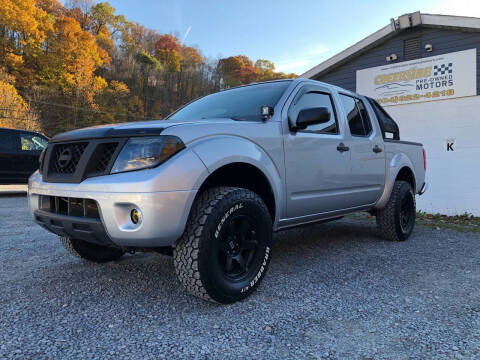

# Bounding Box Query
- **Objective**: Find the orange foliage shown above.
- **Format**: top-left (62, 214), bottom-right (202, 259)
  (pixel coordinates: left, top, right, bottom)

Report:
top-left (45, 15), bottom-right (109, 109)
top-left (217, 55), bottom-right (259, 87)
top-left (0, 0), bottom-right (296, 134)
top-left (180, 46), bottom-right (203, 65)
top-left (155, 34), bottom-right (180, 52)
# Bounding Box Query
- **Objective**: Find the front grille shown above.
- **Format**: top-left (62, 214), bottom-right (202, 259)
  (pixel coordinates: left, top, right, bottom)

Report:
top-left (43, 139), bottom-right (125, 183)
top-left (39, 195), bottom-right (100, 219)
top-left (50, 143), bottom-right (88, 174)
top-left (94, 143), bottom-right (118, 173)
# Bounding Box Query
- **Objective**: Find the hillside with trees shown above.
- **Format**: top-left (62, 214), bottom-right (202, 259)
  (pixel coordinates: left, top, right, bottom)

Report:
top-left (0, 0), bottom-right (296, 136)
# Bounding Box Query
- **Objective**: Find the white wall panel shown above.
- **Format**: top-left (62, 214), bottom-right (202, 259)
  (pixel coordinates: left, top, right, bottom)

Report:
top-left (386, 96), bottom-right (480, 215)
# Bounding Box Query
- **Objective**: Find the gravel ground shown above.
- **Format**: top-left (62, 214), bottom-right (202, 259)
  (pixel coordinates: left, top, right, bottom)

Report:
top-left (0, 196), bottom-right (479, 359)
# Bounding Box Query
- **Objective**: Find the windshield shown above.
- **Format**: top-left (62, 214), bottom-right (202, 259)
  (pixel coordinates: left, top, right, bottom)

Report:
top-left (168, 81), bottom-right (291, 121)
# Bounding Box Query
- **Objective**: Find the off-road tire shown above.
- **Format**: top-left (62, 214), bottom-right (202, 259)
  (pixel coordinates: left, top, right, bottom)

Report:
top-left (60, 237), bottom-right (124, 263)
top-left (173, 187), bottom-right (273, 304)
top-left (376, 180), bottom-right (416, 241)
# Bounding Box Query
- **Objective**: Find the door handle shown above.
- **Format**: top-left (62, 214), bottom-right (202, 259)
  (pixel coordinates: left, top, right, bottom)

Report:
top-left (336, 142), bottom-right (350, 152)
top-left (373, 145), bottom-right (383, 153)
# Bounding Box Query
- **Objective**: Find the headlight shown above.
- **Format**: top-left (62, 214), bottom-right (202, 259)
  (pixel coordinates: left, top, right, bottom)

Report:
top-left (111, 136), bottom-right (185, 174)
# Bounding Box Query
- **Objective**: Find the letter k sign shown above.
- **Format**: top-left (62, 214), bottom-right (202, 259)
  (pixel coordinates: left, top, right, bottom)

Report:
top-left (445, 139), bottom-right (455, 152)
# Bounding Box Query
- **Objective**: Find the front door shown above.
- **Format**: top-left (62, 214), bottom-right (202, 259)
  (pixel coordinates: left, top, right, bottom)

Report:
top-left (283, 86), bottom-right (353, 219)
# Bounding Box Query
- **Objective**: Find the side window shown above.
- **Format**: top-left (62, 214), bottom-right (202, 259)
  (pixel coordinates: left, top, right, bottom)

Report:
top-left (340, 95), bottom-right (372, 137)
top-left (20, 133), bottom-right (48, 151)
top-left (290, 92), bottom-right (338, 134)
top-left (355, 99), bottom-right (372, 135)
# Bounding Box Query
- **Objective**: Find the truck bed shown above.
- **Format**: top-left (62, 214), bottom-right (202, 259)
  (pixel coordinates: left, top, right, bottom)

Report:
top-left (384, 139), bottom-right (425, 194)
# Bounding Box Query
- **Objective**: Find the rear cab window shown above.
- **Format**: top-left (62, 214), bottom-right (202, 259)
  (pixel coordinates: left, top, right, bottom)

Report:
top-left (366, 97), bottom-right (400, 140)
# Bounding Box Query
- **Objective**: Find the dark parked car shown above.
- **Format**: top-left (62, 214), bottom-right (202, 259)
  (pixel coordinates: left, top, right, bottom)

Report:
top-left (0, 128), bottom-right (48, 184)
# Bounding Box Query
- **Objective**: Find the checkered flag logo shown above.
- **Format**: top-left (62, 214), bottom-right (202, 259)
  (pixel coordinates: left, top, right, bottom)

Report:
top-left (433, 63), bottom-right (453, 76)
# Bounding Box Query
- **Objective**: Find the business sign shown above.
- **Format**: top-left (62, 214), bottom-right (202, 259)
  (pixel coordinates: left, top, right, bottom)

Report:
top-left (356, 48), bottom-right (477, 106)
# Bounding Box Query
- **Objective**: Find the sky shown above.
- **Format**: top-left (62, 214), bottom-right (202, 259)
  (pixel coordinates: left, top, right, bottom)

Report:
top-left (106, 0), bottom-right (480, 75)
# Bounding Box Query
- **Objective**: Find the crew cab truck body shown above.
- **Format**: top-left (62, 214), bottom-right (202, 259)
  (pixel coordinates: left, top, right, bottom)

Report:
top-left (29, 79), bottom-right (427, 303)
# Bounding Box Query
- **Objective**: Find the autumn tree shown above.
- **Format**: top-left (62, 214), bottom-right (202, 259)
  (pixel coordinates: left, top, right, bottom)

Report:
top-left (0, 0), bottom-right (296, 135)
top-left (217, 55), bottom-right (262, 87)
top-left (217, 56), bottom-right (246, 87)
top-left (41, 15), bottom-right (109, 129)
top-left (65, 0), bottom-right (94, 30)
top-left (155, 34), bottom-right (182, 72)
top-left (96, 80), bottom-right (129, 124)
top-left (89, 2), bottom-right (127, 55)
top-left (0, 0), bottom-right (53, 86)
top-left (0, 69), bottom-right (40, 131)
top-left (255, 59), bottom-right (275, 81)
top-left (127, 95), bottom-right (144, 122)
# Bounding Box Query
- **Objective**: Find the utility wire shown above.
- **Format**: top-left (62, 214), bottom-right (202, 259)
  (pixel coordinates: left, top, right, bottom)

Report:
top-left (16, 95), bottom-right (146, 120)
top-left (0, 102), bottom-right (145, 121)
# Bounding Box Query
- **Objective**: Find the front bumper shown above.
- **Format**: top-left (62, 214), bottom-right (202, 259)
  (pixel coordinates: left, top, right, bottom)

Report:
top-left (29, 174), bottom-right (198, 247)
top-left (34, 209), bottom-right (115, 247)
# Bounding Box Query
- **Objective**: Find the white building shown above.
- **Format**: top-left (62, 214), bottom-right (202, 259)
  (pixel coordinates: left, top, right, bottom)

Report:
top-left (303, 12), bottom-right (480, 215)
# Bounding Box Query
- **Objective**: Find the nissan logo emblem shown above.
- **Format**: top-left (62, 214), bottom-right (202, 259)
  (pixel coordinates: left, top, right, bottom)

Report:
top-left (58, 148), bottom-right (73, 168)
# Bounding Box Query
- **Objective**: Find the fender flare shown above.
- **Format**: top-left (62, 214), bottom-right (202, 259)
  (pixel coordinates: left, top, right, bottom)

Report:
top-left (375, 152), bottom-right (415, 209)
top-left (188, 135), bottom-right (284, 225)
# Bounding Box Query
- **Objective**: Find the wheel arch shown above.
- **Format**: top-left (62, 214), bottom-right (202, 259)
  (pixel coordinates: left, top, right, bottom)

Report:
top-left (375, 152), bottom-right (416, 209)
top-left (189, 136), bottom-right (284, 226)
top-left (395, 166), bottom-right (416, 191)
top-left (196, 162), bottom-right (276, 222)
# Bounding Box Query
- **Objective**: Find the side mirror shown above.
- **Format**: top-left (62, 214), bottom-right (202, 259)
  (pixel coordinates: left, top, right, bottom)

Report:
top-left (295, 107), bottom-right (330, 130)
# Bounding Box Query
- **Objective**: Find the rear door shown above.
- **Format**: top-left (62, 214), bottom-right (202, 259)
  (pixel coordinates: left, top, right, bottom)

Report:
top-left (0, 129), bottom-right (19, 183)
top-left (339, 94), bottom-right (386, 206)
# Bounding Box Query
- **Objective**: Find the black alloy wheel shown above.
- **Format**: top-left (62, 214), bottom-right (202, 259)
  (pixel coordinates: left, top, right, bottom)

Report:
top-left (174, 187), bottom-right (273, 303)
top-left (376, 180), bottom-right (416, 242)
top-left (217, 214), bottom-right (259, 281)
top-left (399, 191), bottom-right (415, 233)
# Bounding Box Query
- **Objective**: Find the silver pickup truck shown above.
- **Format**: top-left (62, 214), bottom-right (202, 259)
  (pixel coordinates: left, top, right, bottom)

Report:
top-left (29, 79), bottom-right (427, 303)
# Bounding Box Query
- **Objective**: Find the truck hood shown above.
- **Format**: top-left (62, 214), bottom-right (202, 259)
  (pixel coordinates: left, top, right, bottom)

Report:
top-left (50, 118), bottom-right (238, 143)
